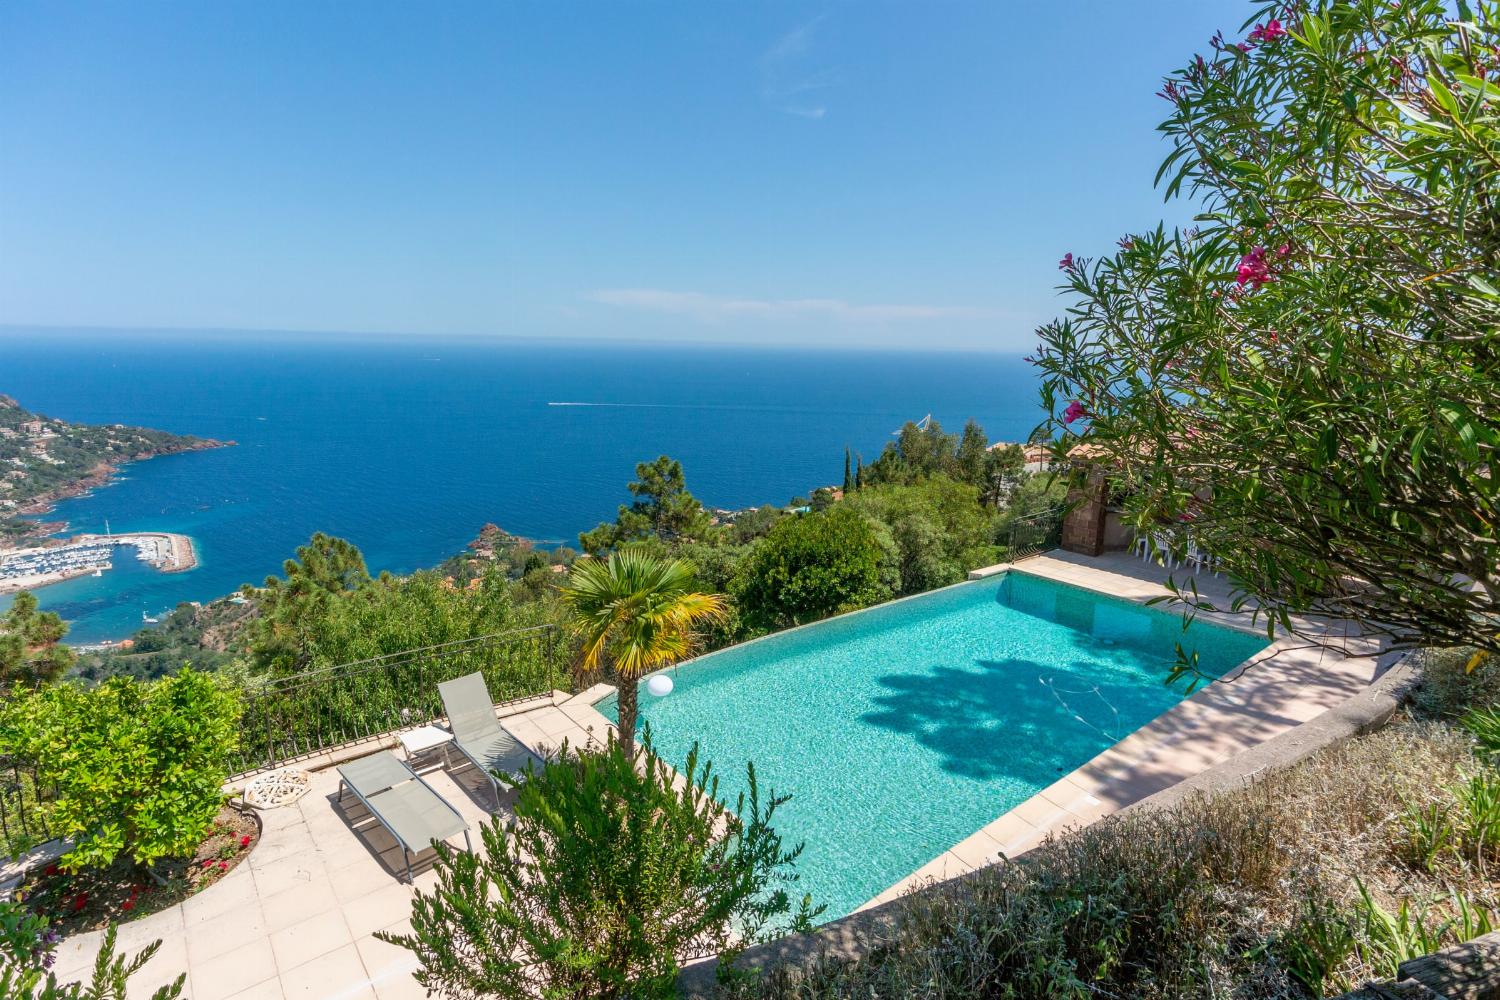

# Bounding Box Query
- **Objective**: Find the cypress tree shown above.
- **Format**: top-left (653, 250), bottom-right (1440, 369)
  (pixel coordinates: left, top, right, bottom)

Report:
top-left (854, 453), bottom-right (865, 490)
top-left (843, 447), bottom-right (853, 494)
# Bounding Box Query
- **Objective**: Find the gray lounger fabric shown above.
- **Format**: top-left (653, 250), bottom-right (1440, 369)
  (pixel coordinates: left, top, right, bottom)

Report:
top-left (437, 672), bottom-right (543, 802)
top-left (337, 750), bottom-right (470, 881)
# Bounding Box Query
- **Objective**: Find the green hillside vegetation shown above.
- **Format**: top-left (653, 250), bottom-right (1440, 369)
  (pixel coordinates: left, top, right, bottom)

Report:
top-left (0, 394), bottom-right (225, 543)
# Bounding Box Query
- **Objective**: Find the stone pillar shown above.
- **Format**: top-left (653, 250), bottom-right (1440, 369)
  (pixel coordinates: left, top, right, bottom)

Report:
top-left (1060, 466), bottom-right (1107, 557)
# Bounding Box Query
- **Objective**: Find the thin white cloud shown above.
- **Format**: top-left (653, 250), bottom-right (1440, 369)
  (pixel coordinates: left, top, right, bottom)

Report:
top-left (760, 16), bottom-right (837, 119)
top-left (586, 289), bottom-right (1001, 324)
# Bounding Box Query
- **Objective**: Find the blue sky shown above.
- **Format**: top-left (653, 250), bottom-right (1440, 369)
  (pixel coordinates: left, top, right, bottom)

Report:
top-left (0, 1), bottom-right (1250, 352)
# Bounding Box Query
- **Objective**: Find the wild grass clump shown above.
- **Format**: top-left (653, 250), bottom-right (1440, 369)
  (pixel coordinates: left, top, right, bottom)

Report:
top-left (719, 657), bottom-right (1500, 1000)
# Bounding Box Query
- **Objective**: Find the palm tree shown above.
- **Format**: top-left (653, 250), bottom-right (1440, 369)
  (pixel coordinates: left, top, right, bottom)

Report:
top-left (560, 547), bottom-right (727, 755)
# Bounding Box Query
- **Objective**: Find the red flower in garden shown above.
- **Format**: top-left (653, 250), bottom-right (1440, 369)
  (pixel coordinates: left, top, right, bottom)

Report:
top-left (203, 859), bottom-right (215, 869)
top-left (71, 893), bottom-right (88, 912)
top-left (43, 864), bottom-right (58, 877)
top-left (240, 834), bottom-right (252, 848)
top-left (218, 861), bottom-right (229, 870)
top-left (1062, 401), bottom-right (1088, 425)
top-left (1058, 252), bottom-right (1075, 271)
top-left (121, 900), bottom-right (135, 912)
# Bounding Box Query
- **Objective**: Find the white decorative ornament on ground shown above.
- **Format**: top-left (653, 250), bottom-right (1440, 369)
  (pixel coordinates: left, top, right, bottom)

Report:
top-left (243, 767), bottom-right (313, 809)
top-left (646, 674), bottom-right (674, 697)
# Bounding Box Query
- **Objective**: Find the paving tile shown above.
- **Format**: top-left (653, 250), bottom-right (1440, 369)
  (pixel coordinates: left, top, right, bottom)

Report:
top-left (259, 877), bottom-right (341, 935)
top-left (341, 882), bottom-right (417, 939)
top-left (121, 932), bottom-right (189, 999)
top-left (222, 979), bottom-right (286, 1000)
top-left (251, 856), bottom-right (330, 900)
top-left (126, 966), bottom-right (190, 1000)
top-left (182, 867), bottom-right (261, 926)
top-left (981, 811), bottom-right (1041, 855)
top-left (186, 897), bottom-right (267, 964)
top-left (189, 937), bottom-right (276, 1000)
top-left (269, 908), bottom-right (354, 974)
top-left (248, 825), bottom-right (318, 869)
top-left (1010, 792), bottom-right (1076, 830)
top-left (354, 931), bottom-right (422, 996)
top-left (946, 830), bottom-right (1005, 869)
top-left (51, 929), bottom-right (105, 978)
top-left (278, 942), bottom-right (376, 1000)
top-left (330, 854), bottom-right (402, 904)
top-left (115, 904), bottom-right (185, 954)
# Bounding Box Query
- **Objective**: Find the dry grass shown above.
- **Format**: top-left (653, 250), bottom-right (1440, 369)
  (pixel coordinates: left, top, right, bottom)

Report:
top-left (719, 650), bottom-right (1496, 1000)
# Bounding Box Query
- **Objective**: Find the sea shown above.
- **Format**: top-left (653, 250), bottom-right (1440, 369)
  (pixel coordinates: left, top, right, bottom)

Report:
top-left (0, 330), bottom-right (1043, 644)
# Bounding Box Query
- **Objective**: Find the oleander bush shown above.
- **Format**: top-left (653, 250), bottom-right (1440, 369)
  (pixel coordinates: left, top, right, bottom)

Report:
top-left (381, 735), bottom-right (820, 1000)
top-left (1032, 0), bottom-right (1500, 671)
top-left (0, 669), bottom-right (241, 870)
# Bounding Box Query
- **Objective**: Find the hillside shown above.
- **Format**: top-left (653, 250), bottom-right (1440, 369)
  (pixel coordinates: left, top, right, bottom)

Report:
top-left (0, 394), bottom-right (230, 544)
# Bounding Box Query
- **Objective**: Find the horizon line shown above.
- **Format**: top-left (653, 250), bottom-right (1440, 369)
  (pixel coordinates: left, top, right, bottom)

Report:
top-left (0, 322), bottom-right (1035, 357)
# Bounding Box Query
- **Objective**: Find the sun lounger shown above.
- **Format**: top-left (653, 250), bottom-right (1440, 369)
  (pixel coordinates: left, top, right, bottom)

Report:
top-left (336, 750), bottom-right (471, 882)
top-left (437, 672), bottom-right (543, 804)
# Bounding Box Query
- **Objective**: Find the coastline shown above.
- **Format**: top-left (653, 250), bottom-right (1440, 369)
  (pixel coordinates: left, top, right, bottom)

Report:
top-left (0, 532), bottom-right (198, 595)
top-left (11, 440), bottom-right (232, 537)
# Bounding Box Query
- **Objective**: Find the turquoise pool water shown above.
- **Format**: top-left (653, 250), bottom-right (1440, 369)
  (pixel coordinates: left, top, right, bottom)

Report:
top-left (601, 571), bottom-right (1270, 920)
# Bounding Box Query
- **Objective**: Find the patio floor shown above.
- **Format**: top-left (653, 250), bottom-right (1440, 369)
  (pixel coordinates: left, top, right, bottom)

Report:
top-left (46, 692), bottom-right (617, 1000)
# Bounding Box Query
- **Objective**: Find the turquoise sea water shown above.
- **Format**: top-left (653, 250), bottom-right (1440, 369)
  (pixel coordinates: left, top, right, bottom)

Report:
top-left (604, 571), bottom-right (1270, 920)
top-left (1, 330), bottom-right (1044, 643)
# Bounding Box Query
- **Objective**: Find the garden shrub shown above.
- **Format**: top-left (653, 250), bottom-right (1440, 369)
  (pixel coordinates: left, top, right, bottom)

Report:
top-left (718, 718), bottom-right (1484, 999)
top-left (381, 736), bottom-right (819, 1000)
top-left (0, 669), bottom-right (242, 871)
top-left (0, 914), bottom-right (184, 1000)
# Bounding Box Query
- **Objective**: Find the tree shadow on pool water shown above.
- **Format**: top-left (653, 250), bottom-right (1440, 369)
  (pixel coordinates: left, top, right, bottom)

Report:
top-left (861, 658), bottom-right (1140, 785)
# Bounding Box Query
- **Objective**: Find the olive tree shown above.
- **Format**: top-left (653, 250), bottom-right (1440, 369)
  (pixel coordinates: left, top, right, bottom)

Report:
top-left (1032, 0), bottom-right (1500, 674)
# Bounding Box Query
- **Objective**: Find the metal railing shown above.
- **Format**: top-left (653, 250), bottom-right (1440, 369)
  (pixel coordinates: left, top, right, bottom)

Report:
top-left (0, 758), bottom-right (56, 859)
top-left (1006, 505), bottom-right (1065, 561)
top-left (229, 625), bottom-right (573, 777)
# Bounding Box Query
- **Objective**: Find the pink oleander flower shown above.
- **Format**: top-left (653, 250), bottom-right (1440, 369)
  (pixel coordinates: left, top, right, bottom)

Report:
top-left (1237, 246), bottom-right (1274, 289)
top-left (1276, 243), bottom-right (1291, 257)
top-left (1058, 252), bottom-right (1075, 271)
top-left (1237, 42), bottom-right (1252, 52)
top-left (1062, 401), bottom-right (1087, 425)
top-left (1249, 19), bottom-right (1287, 42)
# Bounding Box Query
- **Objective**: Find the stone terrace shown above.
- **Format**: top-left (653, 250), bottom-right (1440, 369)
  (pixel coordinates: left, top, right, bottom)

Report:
top-left (47, 691), bottom-right (618, 1000)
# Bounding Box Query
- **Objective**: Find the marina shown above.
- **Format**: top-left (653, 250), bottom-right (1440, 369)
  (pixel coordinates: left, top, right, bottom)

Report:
top-left (0, 531), bottom-right (197, 594)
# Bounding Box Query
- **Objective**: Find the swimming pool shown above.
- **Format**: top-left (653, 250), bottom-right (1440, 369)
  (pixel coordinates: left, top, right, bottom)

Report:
top-left (599, 570), bottom-right (1270, 919)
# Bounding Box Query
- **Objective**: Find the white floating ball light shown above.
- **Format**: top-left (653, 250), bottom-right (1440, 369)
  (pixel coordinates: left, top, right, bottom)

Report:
top-left (646, 674), bottom-right (674, 697)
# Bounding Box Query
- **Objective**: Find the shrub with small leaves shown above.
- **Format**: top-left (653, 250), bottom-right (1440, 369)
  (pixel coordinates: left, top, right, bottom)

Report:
top-left (380, 735), bottom-right (820, 1000)
top-left (0, 922), bottom-right (183, 1000)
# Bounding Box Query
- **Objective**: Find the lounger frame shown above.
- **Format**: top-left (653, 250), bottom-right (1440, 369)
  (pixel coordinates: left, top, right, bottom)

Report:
top-left (337, 758), bottom-right (472, 882)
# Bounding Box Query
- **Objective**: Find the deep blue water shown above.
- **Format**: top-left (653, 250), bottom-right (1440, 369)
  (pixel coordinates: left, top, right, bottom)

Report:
top-left (0, 331), bottom-right (1043, 643)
